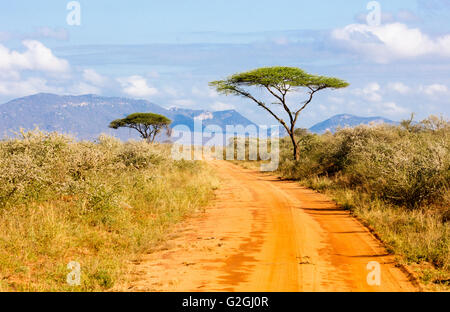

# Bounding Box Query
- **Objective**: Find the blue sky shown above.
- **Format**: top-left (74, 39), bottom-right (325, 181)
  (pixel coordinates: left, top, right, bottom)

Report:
top-left (0, 0), bottom-right (449, 127)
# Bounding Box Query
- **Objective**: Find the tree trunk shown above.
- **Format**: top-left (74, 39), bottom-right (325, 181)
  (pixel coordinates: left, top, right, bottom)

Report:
top-left (293, 142), bottom-right (300, 161)
top-left (289, 133), bottom-right (300, 161)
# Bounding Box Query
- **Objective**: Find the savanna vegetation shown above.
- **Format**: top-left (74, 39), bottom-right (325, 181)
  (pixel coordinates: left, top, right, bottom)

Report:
top-left (109, 112), bottom-right (172, 143)
top-left (230, 115), bottom-right (450, 290)
top-left (210, 66), bottom-right (349, 160)
top-left (0, 130), bottom-right (216, 291)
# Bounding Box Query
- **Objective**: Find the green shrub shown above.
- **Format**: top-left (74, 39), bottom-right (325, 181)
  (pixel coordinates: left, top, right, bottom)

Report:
top-left (277, 116), bottom-right (450, 209)
top-left (0, 130), bottom-right (216, 291)
top-left (347, 132), bottom-right (449, 208)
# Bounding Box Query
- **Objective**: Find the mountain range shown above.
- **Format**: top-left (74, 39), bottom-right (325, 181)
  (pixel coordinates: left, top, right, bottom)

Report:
top-left (0, 93), bottom-right (255, 141)
top-left (0, 93), bottom-right (396, 141)
top-left (308, 114), bottom-right (395, 134)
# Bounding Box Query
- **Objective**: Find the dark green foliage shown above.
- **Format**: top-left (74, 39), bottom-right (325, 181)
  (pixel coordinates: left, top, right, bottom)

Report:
top-left (109, 112), bottom-right (172, 143)
top-left (210, 67), bottom-right (349, 93)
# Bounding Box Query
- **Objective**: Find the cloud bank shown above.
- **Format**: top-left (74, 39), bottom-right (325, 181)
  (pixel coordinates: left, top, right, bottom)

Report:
top-left (332, 22), bottom-right (450, 63)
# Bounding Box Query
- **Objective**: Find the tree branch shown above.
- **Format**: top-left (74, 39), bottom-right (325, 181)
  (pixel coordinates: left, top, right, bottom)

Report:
top-left (264, 85), bottom-right (296, 130)
top-left (233, 87), bottom-right (292, 135)
top-left (264, 85), bottom-right (284, 105)
top-left (292, 86), bottom-right (326, 126)
top-left (129, 124), bottom-right (146, 139)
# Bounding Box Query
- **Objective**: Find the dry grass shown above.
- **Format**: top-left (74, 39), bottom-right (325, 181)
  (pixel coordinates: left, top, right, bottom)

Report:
top-left (302, 177), bottom-right (449, 291)
top-left (0, 130), bottom-right (217, 291)
top-left (230, 116), bottom-right (449, 290)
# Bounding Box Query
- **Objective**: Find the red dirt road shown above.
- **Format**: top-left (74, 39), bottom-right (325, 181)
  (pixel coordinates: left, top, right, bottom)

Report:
top-left (120, 160), bottom-right (419, 292)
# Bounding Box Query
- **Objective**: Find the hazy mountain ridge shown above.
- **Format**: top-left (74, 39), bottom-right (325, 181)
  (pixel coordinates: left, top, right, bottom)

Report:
top-left (0, 94), bottom-right (396, 140)
top-left (308, 114), bottom-right (396, 134)
top-left (169, 107), bottom-right (256, 131)
top-left (0, 93), bottom-right (256, 140)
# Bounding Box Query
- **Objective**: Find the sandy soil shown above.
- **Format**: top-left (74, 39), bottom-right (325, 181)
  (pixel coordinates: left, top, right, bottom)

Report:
top-left (117, 160), bottom-right (420, 292)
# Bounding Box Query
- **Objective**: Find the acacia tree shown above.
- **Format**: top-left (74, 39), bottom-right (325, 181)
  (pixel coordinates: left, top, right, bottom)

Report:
top-left (109, 113), bottom-right (172, 143)
top-left (210, 67), bottom-right (349, 160)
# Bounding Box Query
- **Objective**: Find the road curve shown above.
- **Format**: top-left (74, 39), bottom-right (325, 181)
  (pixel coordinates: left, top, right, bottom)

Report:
top-left (120, 160), bottom-right (419, 292)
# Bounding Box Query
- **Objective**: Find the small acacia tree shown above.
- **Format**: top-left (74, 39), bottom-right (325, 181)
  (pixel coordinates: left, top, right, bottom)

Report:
top-left (210, 67), bottom-right (349, 160)
top-left (109, 113), bottom-right (172, 143)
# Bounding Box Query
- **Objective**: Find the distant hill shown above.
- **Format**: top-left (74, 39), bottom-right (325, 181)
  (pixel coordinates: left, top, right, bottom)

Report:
top-left (0, 94), bottom-right (397, 141)
top-left (0, 93), bottom-right (256, 140)
top-left (169, 107), bottom-right (256, 131)
top-left (308, 114), bottom-right (396, 134)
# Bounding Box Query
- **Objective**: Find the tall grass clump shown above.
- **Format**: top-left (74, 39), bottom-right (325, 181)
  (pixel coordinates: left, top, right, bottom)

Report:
top-left (0, 130), bottom-right (216, 291)
top-left (232, 115), bottom-right (449, 288)
top-left (278, 116), bottom-right (449, 208)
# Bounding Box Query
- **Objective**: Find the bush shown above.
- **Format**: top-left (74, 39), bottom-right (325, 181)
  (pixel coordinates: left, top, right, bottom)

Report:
top-left (277, 116), bottom-right (450, 209)
top-left (0, 131), bottom-right (169, 208)
top-left (347, 132), bottom-right (449, 208)
top-left (0, 130), bottom-right (215, 291)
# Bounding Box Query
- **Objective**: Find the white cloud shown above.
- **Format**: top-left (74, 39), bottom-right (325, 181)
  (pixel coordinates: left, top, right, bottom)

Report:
top-left (83, 69), bottom-right (106, 86)
top-left (0, 41), bottom-right (75, 98)
top-left (0, 69), bottom-right (20, 80)
top-left (68, 82), bottom-right (101, 95)
top-left (0, 40), bottom-right (70, 73)
top-left (192, 86), bottom-right (218, 98)
top-left (162, 86), bottom-right (181, 97)
top-left (117, 75), bottom-right (158, 98)
top-left (319, 103), bottom-right (338, 113)
top-left (211, 101), bottom-right (235, 111)
top-left (420, 84), bottom-right (448, 96)
top-left (388, 82), bottom-right (411, 94)
top-left (194, 111), bottom-right (214, 121)
top-left (332, 23), bottom-right (450, 63)
top-left (352, 82), bottom-right (382, 102)
top-left (364, 101), bottom-right (408, 117)
top-left (375, 102), bottom-right (408, 116)
top-left (171, 99), bottom-right (195, 107)
top-left (0, 77), bottom-right (61, 97)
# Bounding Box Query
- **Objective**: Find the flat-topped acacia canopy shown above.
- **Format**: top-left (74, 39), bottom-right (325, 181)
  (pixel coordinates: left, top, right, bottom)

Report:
top-left (109, 112), bottom-right (172, 143)
top-left (210, 67), bottom-right (349, 160)
top-left (211, 67), bottom-right (349, 92)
